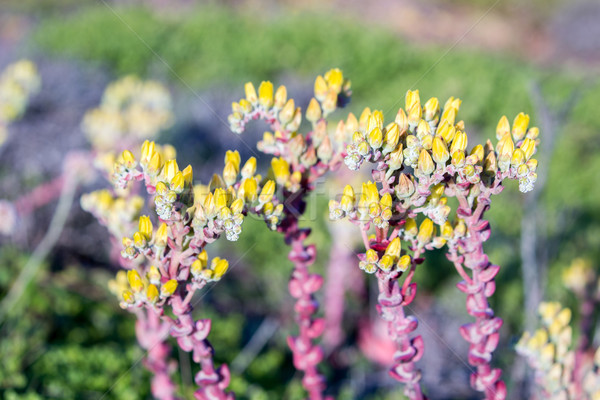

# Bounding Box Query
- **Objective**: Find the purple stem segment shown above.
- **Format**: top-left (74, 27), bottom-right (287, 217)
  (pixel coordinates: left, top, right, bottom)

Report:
top-left (285, 219), bottom-right (329, 400)
top-left (135, 309), bottom-right (178, 400)
top-left (451, 195), bottom-right (507, 400)
top-left (375, 250), bottom-right (427, 400)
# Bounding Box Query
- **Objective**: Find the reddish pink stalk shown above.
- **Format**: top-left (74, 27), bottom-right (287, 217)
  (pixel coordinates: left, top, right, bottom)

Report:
top-left (136, 308), bottom-right (178, 400)
top-left (285, 219), bottom-right (329, 400)
top-left (15, 175), bottom-right (65, 215)
top-left (375, 249), bottom-right (426, 400)
top-left (451, 193), bottom-right (506, 400)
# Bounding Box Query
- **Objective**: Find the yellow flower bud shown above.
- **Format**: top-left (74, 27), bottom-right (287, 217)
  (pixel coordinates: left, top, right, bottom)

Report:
top-left (163, 160), bottom-right (180, 183)
top-left (416, 119), bottom-right (431, 139)
top-left (133, 231), bottom-right (147, 248)
top-left (397, 255), bottom-right (411, 271)
top-left (450, 131), bottom-right (468, 154)
top-left (526, 126), bottom-right (539, 140)
top-left (121, 289), bottom-right (135, 305)
top-left (358, 107), bottom-right (371, 130)
top-left (239, 99), bottom-right (252, 113)
top-left (271, 157), bottom-right (290, 185)
top-left (382, 123), bottom-right (400, 152)
top-left (316, 135), bottom-right (332, 163)
top-left (511, 148), bottom-right (526, 167)
top-left (417, 149), bottom-right (435, 175)
top-left (306, 98), bottom-right (322, 123)
top-left (395, 108), bottom-right (408, 133)
top-left (148, 265), bottom-right (161, 284)
top-left (496, 116), bottom-right (510, 140)
top-left (512, 112), bottom-right (529, 141)
top-left (365, 249), bottom-right (378, 263)
top-left (258, 81), bottom-right (273, 108)
top-left (388, 144), bottom-right (404, 171)
top-left (424, 97), bottom-right (439, 121)
top-left (138, 215), bottom-right (153, 240)
top-left (440, 107), bottom-right (456, 126)
top-left (380, 193), bottom-right (392, 209)
top-left (213, 188), bottom-right (228, 210)
top-left (146, 284), bottom-right (159, 303)
top-left (121, 150), bottom-right (135, 167)
top-left (520, 138), bottom-right (536, 160)
top-left (395, 173), bottom-right (414, 198)
top-left (437, 121), bottom-right (456, 143)
top-left (259, 180), bottom-right (276, 204)
top-left (484, 151), bottom-right (497, 175)
top-left (274, 85), bottom-right (287, 109)
top-left (160, 279), bottom-right (178, 297)
top-left (230, 198), bottom-right (244, 214)
top-left (279, 99), bottom-right (295, 124)
top-left (417, 218), bottom-right (434, 244)
top-left (141, 140), bottom-right (157, 163)
top-left (155, 222), bottom-right (169, 247)
top-left (378, 255), bottom-right (394, 272)
top-left (408, 103), bottom-right (422, 125)
top-left (325, 68), bottom-right (343, 90)
top-left (212, 257), bottom-right (229, 279)
top-left (170, 171), bottom-right (185, 193)
top-left (223, 161), bottom-right (238, 187)
top-left (405, 90), bottom-right (420, 112)
top-left (314, 75), bottom-right (328, 101)
top-left (182, 165), bottom-right (194, 186)
top-left (244, 82), bottom-right (257, 104)
top-left (224, 150), bottom-right (241, 172)
top-left (385, 237), bottom-right (401, 259)
top-left (404, 218), bottom-right (418, 236)
top-left (146, 151), bottom-right (162, 175)
top-left (432, 136), bottom-right (450, 165)
top-left (441, 222), bottom-right (453, 239)
top-left (322, 91), bottom-right (337, 115)
top-left (127, 270), bottom-right (144, 293)
top-left (496, 134), bottom-right (515, 160)
top-left (240, 178), bottom-right (258, 202)
top-left (420, 134), bottom-right (433, 150)
top-left (367, 127), bottom-right (383, 149)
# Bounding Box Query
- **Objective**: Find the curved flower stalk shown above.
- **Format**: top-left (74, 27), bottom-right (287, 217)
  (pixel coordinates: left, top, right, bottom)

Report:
top-left (517, 260), bottom-right (600, 399)
top-left (228, 69), bottom-right (351, 399)
top-left (517, 302), bottom-right (600, 399)
top-left (331, 90), bottom-right (540, 398)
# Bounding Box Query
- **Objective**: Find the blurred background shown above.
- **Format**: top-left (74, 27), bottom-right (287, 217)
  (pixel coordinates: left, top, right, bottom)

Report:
top-left (0, 0), bottom-right (599, 399)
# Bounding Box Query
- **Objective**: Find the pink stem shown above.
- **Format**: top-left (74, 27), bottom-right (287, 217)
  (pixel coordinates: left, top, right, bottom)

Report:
top-left (167, 219), bottom-right (233, 400)
top-left (15, 175), bottom-right (65, 215)
top-left (285, 219), bottom-right (328, 399)
top-left (453, 194), bottom-right (506, 400)
top-left (375, 249), bottom-right (427, 400)
top-left (169, 293), bottom-right (233, 400)
top-left (135, 308), bottom-right (179, 400)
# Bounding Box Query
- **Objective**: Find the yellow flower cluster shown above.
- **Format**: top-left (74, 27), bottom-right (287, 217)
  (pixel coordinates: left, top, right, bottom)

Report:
top-left (109, 268), bottom-right (178, 309)
top-left (80, 189), bottom-right (144, 239)
top-left (229, 68), bottom-right (350, 137)
top-left (0, 60), bottom-right (40, 146)
top-left (82, 76), bottom-right (173, 153)
top-left (358, 237), bottom-right (411, 274)
top-left (342, 90), bottom-right (538, 192)
top-left (190, 250), bottom-right (229, 283)
top-left (517, 302), bottom-right (600, 399)
top-left (562, 258), bottom-right (596, 296)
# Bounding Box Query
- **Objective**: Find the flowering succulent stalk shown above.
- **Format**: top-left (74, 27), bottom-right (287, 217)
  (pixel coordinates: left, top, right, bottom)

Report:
top-left (332, 92), bottom-right (539, 399)
top-left (229, 70), bottom-right (351, 399)
top-left (517, 301), bottom-right (600, 399)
